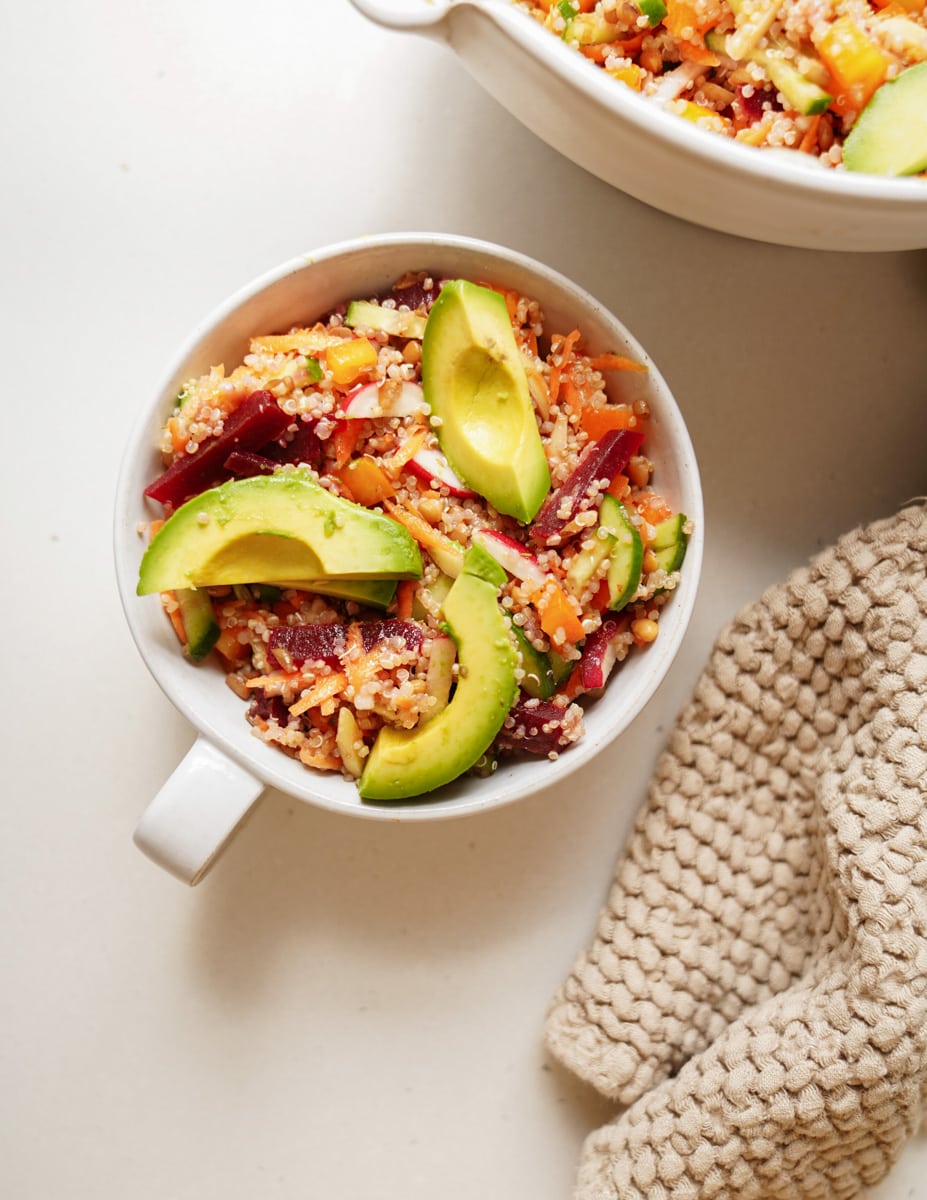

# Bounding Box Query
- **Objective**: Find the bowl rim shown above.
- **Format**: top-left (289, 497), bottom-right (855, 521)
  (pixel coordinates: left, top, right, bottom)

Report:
top-left (114, 231), bottom-right (704, 821)
top-left (476, 0), bottom-right (927, 208)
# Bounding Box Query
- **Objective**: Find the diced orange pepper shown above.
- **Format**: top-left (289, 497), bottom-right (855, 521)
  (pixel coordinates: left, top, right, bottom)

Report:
top-left (532, 578), bottom-right (586, 648)
top-left (148, 519), bottom-right (165, 541)
top-left (326, 336), bottom-right (379, 386)
top-left (587, 353), bottom-right (647, 373)
top-left (335, 455), bottom-right (396, 506)
top-left (814, 17), bottom-right (891, 114)
top-left (395, 580), bottom-right (416, 620)
top-left (636, 492), bottom-right (674, 529)
top-left (580, 406), bottom-right (640, 442)
top-left (167, 417), bottom-right (187, 455)
top-left (606, 473), bottom-right (631, 502)
top-left (215, 626), bottom-right (248, 666)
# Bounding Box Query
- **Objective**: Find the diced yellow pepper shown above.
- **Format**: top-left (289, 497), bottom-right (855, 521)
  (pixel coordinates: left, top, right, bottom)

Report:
top-left (671, 99), bottom-right (731, 132)
top-left (814, 16), bottom-right (891, 113)
top-left (607, 63), bottom-right (645, 90)
top-left (326, 336), bottom-right (379, 385)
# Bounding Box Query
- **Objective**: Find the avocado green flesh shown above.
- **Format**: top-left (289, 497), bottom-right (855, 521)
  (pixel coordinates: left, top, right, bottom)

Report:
top-left (137, 473), bottom-right (422, 595)
top-left (357, 566), bottom-right (518, 801)
top-left (422, 280), bottom-right (550, 525)
top-left (844, 63), bottom-right (927, 176)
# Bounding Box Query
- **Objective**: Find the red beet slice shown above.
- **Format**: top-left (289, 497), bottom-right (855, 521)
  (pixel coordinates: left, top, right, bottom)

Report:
top-left (265, 420), bottom-right (323, 470)
top-left (359, 619), bottom-right (424, 654)
top-left (529, 428), bottom-right (644, 546)
top-left (268, 623), bottom-right (347, 668)
top-left (496, 697), bottom-right (579, 755)
top-left (224, 450), bottom-right (279, 478)
top-left (144, 390), bottom-right (290, 508)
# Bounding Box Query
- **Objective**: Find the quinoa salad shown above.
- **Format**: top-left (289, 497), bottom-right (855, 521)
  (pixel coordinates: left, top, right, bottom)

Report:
top-left (137, 272), bottom-right (691, 801)
top-left (516, 0), bottom-right (927, 172)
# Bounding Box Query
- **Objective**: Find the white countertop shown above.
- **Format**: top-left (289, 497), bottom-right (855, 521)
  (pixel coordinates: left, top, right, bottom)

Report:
top-left (3, 2), bottom-right (926, 1196)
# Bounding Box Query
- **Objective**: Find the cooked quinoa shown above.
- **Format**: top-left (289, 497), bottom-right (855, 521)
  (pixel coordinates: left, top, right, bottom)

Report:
top-left (140, 272), bottom-right (691, 791)
top-left (515, 0), bottom-right (927, 170)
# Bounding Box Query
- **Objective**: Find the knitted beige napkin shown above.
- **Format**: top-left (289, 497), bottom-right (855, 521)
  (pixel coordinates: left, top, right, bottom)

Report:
top-left (545, 503), bottom-right (927, 1200)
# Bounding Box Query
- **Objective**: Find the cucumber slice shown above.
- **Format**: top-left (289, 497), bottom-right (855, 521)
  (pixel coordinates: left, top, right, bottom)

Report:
top-left (345, 299), bottom-right (426, 340)
top-left (563, 13), bottom-right (621, 44)
top-left (843, 62), bottom-right (927, 176)
top-left (651, 513), bottom-right (689, 574)
top-left (752, 49), bottom-right (832, 115)
top-left (175, 588), bottom-right (220, 662)
top-left (548, 647), bottom-right (575, 687)
top-left (565, 522), bottom-right (615, 596)
top-left (507, 616), bottom-right (556, 700)
top-left (600, 496), bottom-right (644, 611)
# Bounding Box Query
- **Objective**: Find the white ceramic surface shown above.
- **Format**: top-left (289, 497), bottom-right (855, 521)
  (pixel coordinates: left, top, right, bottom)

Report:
top-left (348, 0), bottom-right (927, 252)
top-left (114, 233), bottom-right (703, 882)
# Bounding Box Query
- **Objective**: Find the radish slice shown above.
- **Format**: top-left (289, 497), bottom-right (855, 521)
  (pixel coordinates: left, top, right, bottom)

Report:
top-left (340, 380), bottom-right (428, 419)
top-left (406, 448), bottom-right (477, 497)
top-left (471, 529), bottom-right (548, 592)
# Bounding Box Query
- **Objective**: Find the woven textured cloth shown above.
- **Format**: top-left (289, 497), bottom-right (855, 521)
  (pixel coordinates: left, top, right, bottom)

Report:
top-left (545, 504), bottom-right (927, 1199)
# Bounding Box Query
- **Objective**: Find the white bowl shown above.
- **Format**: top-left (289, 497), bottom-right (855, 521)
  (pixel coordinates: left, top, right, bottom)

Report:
top-left (114, 233), bottom-right (703, 883)
top-left (348, 0), bottom-right (927, 252)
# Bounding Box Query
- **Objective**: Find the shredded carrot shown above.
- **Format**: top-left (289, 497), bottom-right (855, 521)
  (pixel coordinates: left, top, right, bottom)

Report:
top-left (382, 425), bottom-right (428, 478)
top-left (562, 664), bottom-right (586, 701)
top-left (677, 40), bottom-right (721, 66)
top-left (532, 578), bottom-right (586, 648)
top-left (298, 743), bottom-right (341, 772)
top-left (548, 330), bottom-right (583, 406)
top-left (163, 592), bottom-right (186, 646)
top-left (559, 377), bottom-right (584, 421)
top-left (148, 519), bottom-right (165, 541)
top-left (383, 498), bottom-right (464, 573)
top-left (799, 114), bottom-right (822, 155)
top-left (251, 328), bottom-right (343, 356)
top-left (396, 579), bottom-right (416, 620)
top-left (331, 420), bottom-right (363, 470)
top-left (167, 418), bottom-right (186, 456)
top-left (591, 579), bottom-right (612, 613)
top-left (289, 671), bottom-right (348, 718)
top-left (587, 353), bottom-right (648, 374)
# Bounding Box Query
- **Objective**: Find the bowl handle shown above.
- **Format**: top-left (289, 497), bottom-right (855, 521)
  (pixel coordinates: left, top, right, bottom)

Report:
top-left (133, 736), bottom-right (265, 885)
top-left (347, 0), bottom-right (452, 32)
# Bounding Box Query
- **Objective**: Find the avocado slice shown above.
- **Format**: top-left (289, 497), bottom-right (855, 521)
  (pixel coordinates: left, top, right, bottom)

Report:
top-left (138, 472), bottom-right (422, 595)
top-left (422, 280), bottom-right (551, 524)
top-left (844, 62), bottom-right (927, 176)
top-left (357, 547), bottom-right (519, 801)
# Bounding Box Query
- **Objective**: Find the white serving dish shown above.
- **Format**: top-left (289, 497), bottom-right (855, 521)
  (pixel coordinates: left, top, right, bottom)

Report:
top-left (348, 0), bottom-right (927, 252)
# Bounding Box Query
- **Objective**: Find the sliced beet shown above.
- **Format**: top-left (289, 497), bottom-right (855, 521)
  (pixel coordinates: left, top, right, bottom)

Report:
top-left (529, 428), bottom-right (644, 546)
top-left (386, 277), bottom-right (440, 312)
top-left (248, 693), bottom-right (290, 726)
top-left (359, 619), bottom-right (424, 654)
top-left (268, 623), bottom-right (347, 668)
top-left (496, 696), bottom-right (579, 755)
top-left (265, 420), bottom-right (323, 470)
top-left (224, 450), bottom-right (279, 478)
top-left (145, 390), bottom-right (290, 509)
